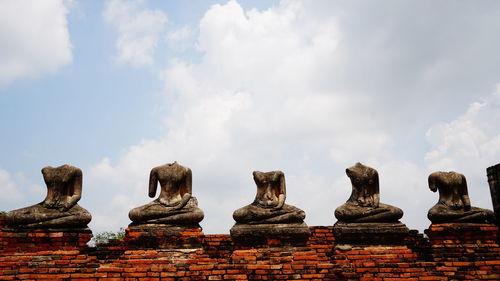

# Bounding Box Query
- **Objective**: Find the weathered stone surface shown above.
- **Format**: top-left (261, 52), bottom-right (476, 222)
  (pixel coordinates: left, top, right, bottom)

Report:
top-left (333, 221), bottom-right (409, 245)
top-left (427, 171), bottom-right (495, 223)
top-left (233, 203), bottom-right (305, 224)
top-left (334, 162), bottom-right (403, 223)
top-left (487, 163), bottom-right (500, 225)
top-left (128, 162), bottom-right (204, 228)
top-left (230, 222), bottom-right (311, 244)
top-left (230, 171), bottom-right (310, 242)
top-left (127, 224), bottom-right (202, 235)
top-left (125, 226), bottom-right (203, 249)
top-left (4, 164), bottom-right (91, 229)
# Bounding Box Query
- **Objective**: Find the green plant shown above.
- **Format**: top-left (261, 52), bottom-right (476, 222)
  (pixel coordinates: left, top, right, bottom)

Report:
top-left (90, 228), bottom-right (125, 245)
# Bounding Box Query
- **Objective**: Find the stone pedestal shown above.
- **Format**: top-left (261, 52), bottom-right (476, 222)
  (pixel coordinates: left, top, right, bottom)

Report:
top-left (0, 226), bottom-right (92, 251)
top-left (230, 222), bottom-right (311, 246)
top-left (333, 221), bottom-right (409, 245)
top-left (124, 225), bottom-right (204, 249)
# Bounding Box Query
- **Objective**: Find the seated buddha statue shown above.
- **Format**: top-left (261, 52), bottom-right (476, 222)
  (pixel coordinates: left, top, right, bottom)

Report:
top-left (427, 171), bottom-right (494, 223)
top-left (5, 164), bottom-right (92, 229)
top-left (232, 171), bottom-right (305, 224)
top-left (335, 162), bottom-right (403, 223)
top-left (128, 162), bottom-right (204, 227)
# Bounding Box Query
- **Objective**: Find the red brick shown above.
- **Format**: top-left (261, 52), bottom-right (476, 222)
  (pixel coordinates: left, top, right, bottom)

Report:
top-left (452, 261), bottom-right (472, 266)
top-left (123, 272), bottom-right (147, 277)
top-left (189, 265), bottom-right (215, 271)
top-left (224, 275), bottom-right (247, 279)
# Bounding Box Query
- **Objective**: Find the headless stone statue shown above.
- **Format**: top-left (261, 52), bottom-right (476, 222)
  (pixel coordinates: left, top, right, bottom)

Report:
top-left (427, 171), bottom-right (494, 224)
top-left (335, 163), bottom-right (403, 223)
top-left (333, 163), bottom-right (407, 245)
top-left (231, 171), bottom-right (310, 243)
top-left (233, 171), bottom-right (305, 224)
top-left (128, 162), bottom-right (204, 227)
top-left (5, 164), bottom-right (91, 229)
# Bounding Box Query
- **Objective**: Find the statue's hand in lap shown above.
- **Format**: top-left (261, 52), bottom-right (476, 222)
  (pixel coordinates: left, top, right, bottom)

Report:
top-left (157, 197), bottom-right (173, 207)
top-left (41, 200), bottom-right (56, 209)
top-left (58, 201), bottom-right (73, 212)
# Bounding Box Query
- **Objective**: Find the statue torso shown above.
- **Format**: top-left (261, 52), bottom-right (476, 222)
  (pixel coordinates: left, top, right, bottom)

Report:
top-left (255, 182), bottom-right (279, 207)
top-left (156, 163), bottom-right (187, 206)
top-left (253, 172), bottom-right (280, 208)
top-left (438, 172), bottom-right (465, 209)
top-left (42, 165), bottom-right (76, 208)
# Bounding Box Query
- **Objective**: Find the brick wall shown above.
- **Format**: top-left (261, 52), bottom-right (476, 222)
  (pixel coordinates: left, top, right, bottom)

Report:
top-left (1, 216), bottom-right (499, 281)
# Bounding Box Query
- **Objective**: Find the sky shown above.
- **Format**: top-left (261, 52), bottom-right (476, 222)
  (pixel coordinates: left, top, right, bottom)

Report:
top-left (1, 0), bottom-right (500, 235)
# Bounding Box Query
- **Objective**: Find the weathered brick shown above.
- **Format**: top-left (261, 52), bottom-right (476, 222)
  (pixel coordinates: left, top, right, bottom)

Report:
top-left (0, 224), bottom-right (499, 280)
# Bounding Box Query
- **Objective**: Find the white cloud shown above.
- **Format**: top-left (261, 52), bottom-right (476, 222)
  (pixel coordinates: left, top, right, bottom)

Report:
top-left (86, 0), bottom-right (500, 234)
top-left (329, 132), bottom-right (392, 166)
top-left (378, 160), bottom-right (432, 231)
top-left (165, 25), bottom-right (195, 53)
top-left (166, 26), bottom-right (193, 43)
top-left (89, 0), bottom-right (359, 233)
top-left (104, 0), bottom-right (167, 67)
top-left (0, 169), bottom-right (23, 204)
top-left (425, 85), bottom-right (500, 210)
top-left (0, 0), bottom-right (72, 85)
